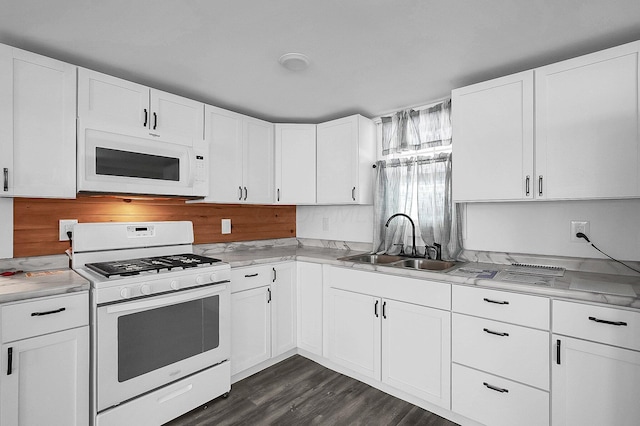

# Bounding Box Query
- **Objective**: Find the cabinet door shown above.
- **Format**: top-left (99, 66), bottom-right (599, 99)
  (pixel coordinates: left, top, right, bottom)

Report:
top-left (552, 335), bottom-right (640, 426)
top-left (204, 105), bottom-right (244, 202)
top-left (317, 115), bottom-right (359, 204)
top-left (230, 286), bottom-right (271, 375)
top-left (275, 124), bottom-right (316, 204)
top-left (150, 89), bottom-right (204, 141)
top-left (326, 287), bottom-right (381, 380)
top-left (271, 263), bottom-right (296, 357)
top-left (1, 327), bottom-right (89, 426)
top-left (78, 68), bottom-right (149, 136)
top-left (452, 70), bottom-right (534, 202)
top-left (536, 41), bottom-right (640, 199)
top-left (243, 116), bottom-right (274, 204)
top-left (382, 299), bottom-right (451, 409)
top-left (297, 262), bottom-right (323, 355)
top-left (0, 46), bottom-right (76, 198)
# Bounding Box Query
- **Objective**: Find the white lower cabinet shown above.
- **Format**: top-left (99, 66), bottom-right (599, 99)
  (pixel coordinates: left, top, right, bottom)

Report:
top-left (452, 363), bottom-right (549, 426)
top-left (324, 266), bottom-right (451, 409)
top-left (296, 262), bottom-right (323, 355)
top-left (230, 262), bottom-right (296, 376)
top-left (0, 292), bottom-right (89, 426)
top-left (552, 300), bottom-right (640, 426)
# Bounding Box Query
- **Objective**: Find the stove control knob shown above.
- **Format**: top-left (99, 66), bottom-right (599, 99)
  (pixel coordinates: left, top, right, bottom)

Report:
top-left (120, 287), bottom-right (132, 299)
top-left (140, 284), bottom-right (151, 295)
top-left (170, 280), bottom-right (180, 290)
top-left (209, 273), bottom-right (219, 282)
top-left (195, 275), bottom-right (207, 285)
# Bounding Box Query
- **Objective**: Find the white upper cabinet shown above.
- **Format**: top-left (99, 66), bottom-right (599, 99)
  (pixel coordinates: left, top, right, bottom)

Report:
top-left (452, 71), bottom-right (534, 202)
top-left (203, 105), bottom-right (274, 204)
top-left (316, 114), bottom-right (376, 204)
top-left (78, 68), bottom-right (204, 142)
top-left (452, 40), bottom-right (640, 202)
top-left (535, 41), bottom-right (640, 200)
top-left (0, 44), bottom-right (76, 198)
top-left (274, 124), bottom-right (316, 204)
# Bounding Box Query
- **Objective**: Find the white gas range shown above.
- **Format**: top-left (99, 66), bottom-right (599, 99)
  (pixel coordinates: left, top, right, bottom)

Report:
top-left (72, 221), bottom-right (231, 426)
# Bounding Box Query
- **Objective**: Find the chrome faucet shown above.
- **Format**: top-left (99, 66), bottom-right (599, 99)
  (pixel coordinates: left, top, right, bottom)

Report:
top-left (385, 213), bottom-right (417, 257)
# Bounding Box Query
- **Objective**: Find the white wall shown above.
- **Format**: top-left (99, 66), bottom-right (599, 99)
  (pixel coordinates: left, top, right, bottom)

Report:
top-left (296, 205), bottom-right (374, 243)
top-left (0, 198), bottom-right (13, 259)
top-left (464, 199), bottom-right (640, 261)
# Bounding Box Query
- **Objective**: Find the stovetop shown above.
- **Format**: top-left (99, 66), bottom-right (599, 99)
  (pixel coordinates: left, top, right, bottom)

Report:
top-left (85, 253), bottom-right (222, 278)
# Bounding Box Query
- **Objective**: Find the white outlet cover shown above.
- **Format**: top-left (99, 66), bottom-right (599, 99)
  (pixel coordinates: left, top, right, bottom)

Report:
top-left (570, 220), bottom-right (590, 242)
top-left (221, 219), bottom-right (231, 234)
top-left (59, 219), bottom-right (78, 241)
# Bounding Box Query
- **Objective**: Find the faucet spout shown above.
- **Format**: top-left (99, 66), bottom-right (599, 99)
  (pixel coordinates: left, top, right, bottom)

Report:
top-left (385, 213), bottom-right (417, 257)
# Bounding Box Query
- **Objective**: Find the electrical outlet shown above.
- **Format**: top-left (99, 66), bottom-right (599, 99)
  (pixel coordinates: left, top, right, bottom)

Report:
top-left (570, 220), bottom-right (590, 242)
top-left (59, 219), bottom-right (78, 241)
top-left (221, 218), bottom-right (231, 234)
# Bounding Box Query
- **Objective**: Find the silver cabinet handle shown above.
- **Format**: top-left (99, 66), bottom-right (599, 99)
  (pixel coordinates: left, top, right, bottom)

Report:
top-left (153, 112), bottom-right (158, 130)
top-left (277, 188), bottom-right (280, 202)
top-left (143, 108), bottom-right (148, 127)
top-left (238, 186), bottom-right (242, 200)
top-left (525, 175), bottom-right (530, 196)
top-left (483, 328), bottom-right (509, 337)
top-left (483, 382), bottom-right (509, 393)
top-left (483, 297), bottom-right (509, 305)
top-left (243, 187), bottom-right (248, 201)
top-left (3, 168), bottom-right (8, 192)
top-left (538, 175), bottom-right (543, 196)
top-left (267, 288), bottom-right (272, 303)
top-left (352, 186), bottom-right (356, 201)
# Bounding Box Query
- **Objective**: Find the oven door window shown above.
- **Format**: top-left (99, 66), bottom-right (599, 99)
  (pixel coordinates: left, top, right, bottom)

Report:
top-left (117, 295), bottom-right (219, 382)
top-left (96, 147), bottom-right (180, 181)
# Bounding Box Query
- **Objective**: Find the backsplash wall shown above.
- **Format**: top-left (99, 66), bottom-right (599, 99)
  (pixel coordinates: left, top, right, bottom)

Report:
top-left (13, 197), bottom-right (296, 258)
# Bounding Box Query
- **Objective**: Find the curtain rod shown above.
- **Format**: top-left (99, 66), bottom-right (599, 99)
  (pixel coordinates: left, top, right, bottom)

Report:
top-left (372, 96), bottom-right (451, 124)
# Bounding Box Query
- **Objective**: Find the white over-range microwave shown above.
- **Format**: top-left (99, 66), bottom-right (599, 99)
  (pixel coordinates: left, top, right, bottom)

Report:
top-left (77, 126), bottom-right (208, 197)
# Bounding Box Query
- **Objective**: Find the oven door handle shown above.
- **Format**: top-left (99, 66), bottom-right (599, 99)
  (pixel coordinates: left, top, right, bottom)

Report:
top-left (105, 283), bottom-right (228, 315)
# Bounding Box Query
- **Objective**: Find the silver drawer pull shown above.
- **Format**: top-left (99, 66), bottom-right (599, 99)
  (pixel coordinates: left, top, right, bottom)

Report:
top-left (483, 328), bottom-right (509, 337)
top-left (483, 382), bottom-right (509, 393)
top-left (483, 298), bottom-right (509, 305)
top-left (244, 273), bottom-right (259, 278)
top-left (588, 316), bottom-right (627, 326)
top-left (31, 307), bottom-right (66, 317)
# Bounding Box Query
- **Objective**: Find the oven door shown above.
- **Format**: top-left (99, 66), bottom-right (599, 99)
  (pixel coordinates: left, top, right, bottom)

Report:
top-left (96, 283), bottom-right (229, 412)
top-left (78, 127), bottom-right (207, 197)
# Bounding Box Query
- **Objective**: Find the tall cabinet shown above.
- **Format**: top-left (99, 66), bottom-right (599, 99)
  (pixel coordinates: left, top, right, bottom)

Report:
top-left (274, 124), bottom-right (316, 204)
top-left (0, 44), bottom-right (76, 198)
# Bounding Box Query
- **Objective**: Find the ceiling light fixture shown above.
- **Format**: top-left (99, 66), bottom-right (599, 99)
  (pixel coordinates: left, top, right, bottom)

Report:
top-left (278, 53), bottom-right (310, 71)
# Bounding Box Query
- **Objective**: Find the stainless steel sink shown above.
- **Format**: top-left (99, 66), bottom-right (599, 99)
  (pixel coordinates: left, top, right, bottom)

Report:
top-left (390, 258), bottom-right (458, 271)
top-left (338, 253), bottom-right (458, 272)
top-left (338, 253), bottom-right (405, 264)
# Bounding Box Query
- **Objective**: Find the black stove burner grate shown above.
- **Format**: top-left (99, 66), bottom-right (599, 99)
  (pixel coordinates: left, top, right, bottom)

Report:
top-left (85, 253), bottom-right (221, 278)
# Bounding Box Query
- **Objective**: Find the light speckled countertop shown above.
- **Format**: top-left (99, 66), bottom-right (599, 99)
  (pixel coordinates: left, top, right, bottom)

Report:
top-left (198, 245), bottom-right (640, 311)
top-left (0, 269), bottom-right (89, 304)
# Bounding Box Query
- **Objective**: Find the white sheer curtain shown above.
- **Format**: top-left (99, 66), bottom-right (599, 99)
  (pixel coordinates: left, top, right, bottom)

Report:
top-left (373, 154), bottom-right (461, 259)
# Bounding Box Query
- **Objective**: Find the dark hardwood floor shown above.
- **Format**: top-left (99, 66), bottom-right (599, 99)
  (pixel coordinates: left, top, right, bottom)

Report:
top-left (166, 355), bottom-right (459, 426)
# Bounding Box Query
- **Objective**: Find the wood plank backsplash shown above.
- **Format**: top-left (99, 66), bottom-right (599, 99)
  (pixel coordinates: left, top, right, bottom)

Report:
top-left (13, 197), bottom-right (296, 258)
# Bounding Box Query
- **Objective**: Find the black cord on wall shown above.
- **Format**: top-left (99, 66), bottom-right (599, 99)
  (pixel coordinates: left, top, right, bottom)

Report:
top-left (576, 232), bottom-right (640, 275)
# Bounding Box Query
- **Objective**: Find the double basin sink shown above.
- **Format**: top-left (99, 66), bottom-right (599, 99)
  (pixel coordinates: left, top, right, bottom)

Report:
top-left (337, 253), bottom-right (458, 272)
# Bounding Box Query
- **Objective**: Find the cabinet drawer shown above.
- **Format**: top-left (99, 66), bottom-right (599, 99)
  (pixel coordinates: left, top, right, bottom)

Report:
top-left (452, 313), bottom-right (549, 390)
top-left (553, 300), bottom-right (640, 351)
top-left (452, 363), bottom-right (549, 426)
top-left (452, 285), bottom-right (549, 329)
top-left (1, 292), bottom-right (88, 342)
top-left (230, 265), bottom-right (274, 293)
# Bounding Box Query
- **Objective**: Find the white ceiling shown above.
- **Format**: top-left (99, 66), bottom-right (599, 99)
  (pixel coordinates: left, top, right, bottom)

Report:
top-left (1, 0), bottom-right (639, 123)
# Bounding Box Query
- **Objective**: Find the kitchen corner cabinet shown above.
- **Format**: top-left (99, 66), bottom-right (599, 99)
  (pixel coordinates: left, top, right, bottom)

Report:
top-left (316, 115), bottom-right (376, 204)
top-left (78, 68), bottom-right (204, 142)
top-left (0, 44), bottom-right (76, 198)
top-left (274, 124), bottom-right (316, 204)
top-left (451, 70), bottom-right (534, 202)
top-left (324, 266), bottom-right (451, 409)
top-left (230, 262), bottom-right (295, 376)
top-left (552, 300), bottom-right (640, 426)
top-left (1, 292), bottom-right (89, 426)
top-left (452, 40), bottom-right (640, 202)
top-left (204, 105), bottom-right (274, 204)
top-left (296, 262), bottom-right (323, 356)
